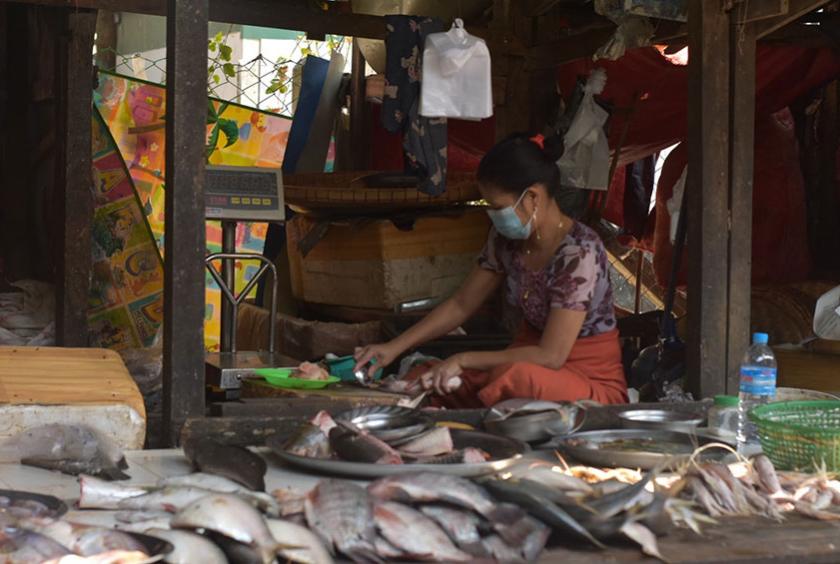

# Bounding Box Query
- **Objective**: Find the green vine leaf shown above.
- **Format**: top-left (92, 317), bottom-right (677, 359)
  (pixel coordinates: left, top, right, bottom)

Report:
top-left (218, 119), bottom-right (239, 147)
top-left (219, 44), bottom-right (233, 61)
top-left (223, 63), bottom-right (236, 78)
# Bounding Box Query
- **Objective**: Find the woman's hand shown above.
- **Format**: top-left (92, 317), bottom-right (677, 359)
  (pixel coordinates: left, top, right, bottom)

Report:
top-left (421, 355), bottom-right (465, 396)
top-left (353, 342), bottom-right (400, 377)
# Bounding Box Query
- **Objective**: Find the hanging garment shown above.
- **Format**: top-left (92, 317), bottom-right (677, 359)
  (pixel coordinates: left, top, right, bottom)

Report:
top-left (382, 15), bottom-right (448, 196)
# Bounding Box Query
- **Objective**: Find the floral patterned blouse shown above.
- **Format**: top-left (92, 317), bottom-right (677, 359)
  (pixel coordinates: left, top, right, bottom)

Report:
top-left (478, 221), bottom-right (617, 338)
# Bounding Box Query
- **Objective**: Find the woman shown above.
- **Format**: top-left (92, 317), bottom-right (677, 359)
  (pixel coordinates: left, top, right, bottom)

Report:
top-left (355, 133), bottom-right (627, 407)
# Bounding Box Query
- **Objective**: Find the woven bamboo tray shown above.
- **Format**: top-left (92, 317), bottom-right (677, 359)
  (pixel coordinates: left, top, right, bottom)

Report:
top-left (283, 171), bottom-right (482, 211)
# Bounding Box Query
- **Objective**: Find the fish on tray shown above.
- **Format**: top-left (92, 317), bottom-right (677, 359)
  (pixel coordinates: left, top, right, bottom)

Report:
top-left (0, 424), bottom-right (129, 481)
top-left (0, 528), bottom-right (73, 563)
top-left (183, 437), bottom-right (267, 491)
top-left (305, 480), bottom-right (379, 563)
top-left (373, 501), bottom-right (472, 562)
top-left (171, 494), bottom-right (282, 564)
top-left (328, 420), bottom-right (404, 465)
top-left (145, 528), bottom-right (228, 564)
top-left (293, 361), bottom-right (331, 381)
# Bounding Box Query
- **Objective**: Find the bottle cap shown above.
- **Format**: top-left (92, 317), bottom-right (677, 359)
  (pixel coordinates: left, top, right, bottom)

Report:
top-left (752, 332), bottom-right (769, 345)
top-left (714, 394), bottom-right (739, 407)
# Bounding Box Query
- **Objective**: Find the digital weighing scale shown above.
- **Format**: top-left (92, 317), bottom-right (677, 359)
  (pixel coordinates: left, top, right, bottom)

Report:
top-left (203, 165), bottom-right (298, 398)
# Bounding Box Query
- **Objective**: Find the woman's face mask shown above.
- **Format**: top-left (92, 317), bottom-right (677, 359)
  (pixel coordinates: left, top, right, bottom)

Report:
top-left (486, 190), bottom-right (533, 240)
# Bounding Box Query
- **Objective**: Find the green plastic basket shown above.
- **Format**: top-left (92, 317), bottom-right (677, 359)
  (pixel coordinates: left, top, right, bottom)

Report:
top-left (749, 400), bottom-right (840, 471)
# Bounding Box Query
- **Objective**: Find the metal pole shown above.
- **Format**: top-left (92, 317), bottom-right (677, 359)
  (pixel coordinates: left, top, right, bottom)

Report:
top-left (162, 0), bottom-right (208, 446)
top-left (220, 221), bottom-right (236, 353)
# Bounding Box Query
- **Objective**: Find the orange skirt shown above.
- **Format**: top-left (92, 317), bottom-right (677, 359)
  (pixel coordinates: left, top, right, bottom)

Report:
top-left (415, 324), bottom-right (627, 408)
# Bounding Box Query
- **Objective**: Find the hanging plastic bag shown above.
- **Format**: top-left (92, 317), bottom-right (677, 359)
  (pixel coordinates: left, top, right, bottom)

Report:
top-left (557, 68), bottom-right (610, 191)
top-left (420, 19), bottom-right (492, 120)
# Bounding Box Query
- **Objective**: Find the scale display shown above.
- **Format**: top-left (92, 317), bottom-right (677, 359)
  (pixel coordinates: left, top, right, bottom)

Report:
top-left (205, 165), bottom-right (285, 222)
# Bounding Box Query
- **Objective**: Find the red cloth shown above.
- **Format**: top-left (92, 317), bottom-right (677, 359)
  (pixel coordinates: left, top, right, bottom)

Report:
top-left (556, 45), bottom-right (840, 167)
top-left (651, 111), bottom-right (812, 287)
top-left (418, 324), bottom-right (627, 408)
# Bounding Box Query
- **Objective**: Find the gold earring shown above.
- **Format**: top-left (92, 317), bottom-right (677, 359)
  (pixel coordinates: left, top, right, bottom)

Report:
top-left (534, 208), bottom-right (541, 241)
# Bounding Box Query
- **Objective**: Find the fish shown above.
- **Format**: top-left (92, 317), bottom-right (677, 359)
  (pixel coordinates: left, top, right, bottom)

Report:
top-left (373, 501), bottom-right (472, 562)
top-left (369, 473), bottom-right (535, 547)
top-left (704, 463), bottom-right (751, 515)
top-left (271, 488), bottom-right (307, 517)
top-left (419, 504), bottom-right (487, 556)
top-left (117, 486), bottom-right (220, 513)
top-left (0, 528), bottom-right (72, 563)
top-left (183, 437), bottom-right (267, 491)
top-left (284, 423), bottom-right (332, 459)
top-left (67, 527), bottom-right (146, 556)
top-left (397, 427), bottom-right (453, 457)
top-left (0, 496), bottom-right (55, 520)
top-left (77, 475), bottom-right (148, 510)
top-left (583, 471), bottom-right (654, 519)
top-left (293, 362), bottom-right (331, 381)
top-left (171, 494), bottom-right (281, 564)
top-left (304, 480), bottom-right (379, 563)
top-left (793, 501), bottom-right (840, 521)
top-left (146, 528), bottom-right (227, 564)
top-left (114, 510), bottom-right (171, 524)
top-left (410, 448), bottom-right (489, 465)
top-left (508, 462), bottom-right (595, 496)
top-left (311, 411), bottom-right (338, 435)
top-left (620, 521), bottom-right (664, 561)
top-left (328, 421), bottom-right (403, 465)
top-left (482, 534), bottom-right (526, 564)
top-left (374, 536), bottom-right (404, 559)
top-left (0, 424), bottom-right (129, 480)
top-left (752, 454), bottom-right (783, 496)
top-left (685, 475), bottom-right (723, 517)
top-left (692, 466), bottom-right (738, 513)
top-left (266, 518), bottom-right (334, 564)
top-left (482, 479), bottom-right (605, 549)
top-left (43, 551), bottom-right (151, 564)
top-left (158, 473), bottom-right (280, 515)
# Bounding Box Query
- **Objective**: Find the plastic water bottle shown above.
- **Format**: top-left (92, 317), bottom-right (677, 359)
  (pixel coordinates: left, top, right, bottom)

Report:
top-left (737, 332), bottom-right (777, 453)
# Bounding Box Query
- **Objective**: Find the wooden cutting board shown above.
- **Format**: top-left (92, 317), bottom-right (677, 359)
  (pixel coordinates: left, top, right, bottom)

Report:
top-left (0, 346), bottom-right (145, 420)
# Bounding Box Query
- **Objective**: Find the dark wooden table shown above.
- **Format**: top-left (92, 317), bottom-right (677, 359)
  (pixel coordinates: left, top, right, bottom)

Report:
top-left (541, 513), bottom-right (840, 563)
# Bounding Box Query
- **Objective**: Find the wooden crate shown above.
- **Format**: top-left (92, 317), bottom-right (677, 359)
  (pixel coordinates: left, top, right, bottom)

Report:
top-left (287, 208), bottom-right (490, 310)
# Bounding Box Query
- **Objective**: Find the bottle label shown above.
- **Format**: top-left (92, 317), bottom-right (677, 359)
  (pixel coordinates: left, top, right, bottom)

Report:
top-left (739, 366), bottom-right (777, 396)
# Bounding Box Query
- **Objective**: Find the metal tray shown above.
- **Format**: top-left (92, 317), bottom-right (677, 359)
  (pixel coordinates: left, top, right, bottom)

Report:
top-left (618, 409), bottom-right (704, 432)
top-left (551, 429), bottom-right (732, 470)
top-left (334, 405), bottom-right (433, 445)
top-left (267, 429), bottom-right (528, 479)
top-left (0, 489), bottom-right (68, 519)
top-left (484, 402), bottom-right (585, 443)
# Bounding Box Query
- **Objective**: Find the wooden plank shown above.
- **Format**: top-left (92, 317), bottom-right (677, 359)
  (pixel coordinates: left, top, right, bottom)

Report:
top-left (543, 514), bottom-right (840, 563)
top-left (55, 8), bottom-right (96, 347)
top-left (240, 378), bottom-right (407, 405)
top-left (726, 21), bottom-right (757, 394)
top-left (686, 0), bottom-right (731, 399)
top-left (0, 346), bottom-right (145, 419)
top-left (733, 0), bottom-right (789, 22)
top-left (162, 0), bottom-right (208, 446)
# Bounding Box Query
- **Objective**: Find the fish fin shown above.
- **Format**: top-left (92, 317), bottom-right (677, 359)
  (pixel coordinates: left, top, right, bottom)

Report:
top-left (100, 466), bottom-right (131, 481)
top-left (117, 456), bottom-right (129, 470)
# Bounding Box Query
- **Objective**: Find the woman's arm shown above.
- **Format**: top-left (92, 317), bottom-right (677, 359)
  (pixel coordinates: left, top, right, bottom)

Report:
top-left (354, 266), bottom-right (503, 372)
top-left (423, 308), bottom-right (586, 394)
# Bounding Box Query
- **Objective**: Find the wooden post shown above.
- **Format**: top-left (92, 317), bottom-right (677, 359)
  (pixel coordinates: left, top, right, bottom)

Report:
top-left (349, 39), bottom-right (367, 170)
top-left (727, 21), bottom-right (757, 394)
top-left (686, 0), bottom-right (731, 398)
top-left (162, 0), bottom-right (208, 446)
top-left (56, 9), bottom-right (97, 347)
top-left (94, 9), bottom-right (117, 71)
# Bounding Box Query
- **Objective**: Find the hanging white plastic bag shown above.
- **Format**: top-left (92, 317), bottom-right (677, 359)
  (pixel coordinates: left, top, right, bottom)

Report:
top-left (557, 68), bottom-right (610, 191)
top-left (420, 19), bottom-right (492, 120)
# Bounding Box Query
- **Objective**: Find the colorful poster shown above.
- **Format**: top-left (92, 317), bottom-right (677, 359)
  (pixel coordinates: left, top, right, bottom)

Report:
top-left (89, 111), bottom-right (164, 350)
top-left (93, 71), bottom-right (292, 350)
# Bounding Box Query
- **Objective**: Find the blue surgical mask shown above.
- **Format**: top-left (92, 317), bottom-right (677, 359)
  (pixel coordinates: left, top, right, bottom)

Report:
top-left (486, 191), bottom-right (533, 240)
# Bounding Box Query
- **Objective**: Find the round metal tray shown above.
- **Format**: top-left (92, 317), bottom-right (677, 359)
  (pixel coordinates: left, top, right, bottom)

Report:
top-left (0, 489), bottom-right (68, 519)
top-left (484, 404), bottom-right (586, 443)
top-left (334, 405), bottom-right (434, 446)
top-left (551, 429), bottom-right (732, 470)
top-left (617, 409), bottom-right (704, 432)
top-left (267, 429), bottom-right (528, 479)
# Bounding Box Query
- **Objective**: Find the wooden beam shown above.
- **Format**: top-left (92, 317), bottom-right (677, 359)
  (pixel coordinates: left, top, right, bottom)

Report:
top-left (94, 9), bottom-right (117, 70)
top-left (727, 21), bottom-right (757, 394)
top-left (162, 0), bottom-right (207, 446)
top-left (56, 8), bottom-right (97, 347)
top-left (686, 0), bottom-right (731, 399)
top-left (733, 0), bottom-right (789, 22)
top-left (755, 0), bottom-right (833, 37)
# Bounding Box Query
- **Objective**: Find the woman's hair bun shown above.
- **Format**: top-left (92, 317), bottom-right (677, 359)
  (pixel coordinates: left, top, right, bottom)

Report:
top-left (542, 134), bottom-right (565, 161)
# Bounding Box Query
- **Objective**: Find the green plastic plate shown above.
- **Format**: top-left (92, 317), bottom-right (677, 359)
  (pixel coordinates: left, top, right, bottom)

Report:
top-left (254, 368), bottom-right (340, 389)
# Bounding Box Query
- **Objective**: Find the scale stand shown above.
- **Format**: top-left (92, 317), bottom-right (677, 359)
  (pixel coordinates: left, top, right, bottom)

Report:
top-left (202, 166), bottom-right (297, 399)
